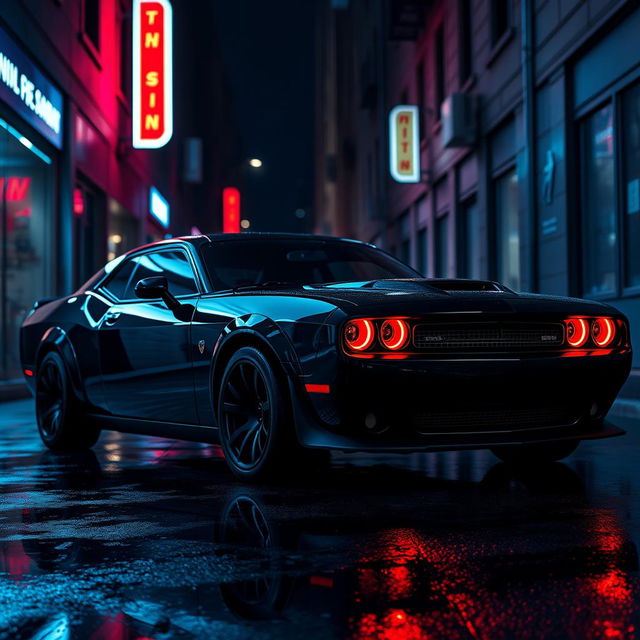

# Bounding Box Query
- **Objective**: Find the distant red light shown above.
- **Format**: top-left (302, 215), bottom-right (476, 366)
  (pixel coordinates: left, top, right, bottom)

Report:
top-left (380, 319), bottom-right (410, 350)
top-left (223, 187), bottom-right (240, 233)
top-left (344, 319), bottom-right (375, 351)
top-left (73, 188), bottom-right (84, 216)
top-left (592, 317), bottom-right (616, 347)
top-left (565, 318), bottom-right (589, 347)
top-left (23, 369), bottom-right (33, 377)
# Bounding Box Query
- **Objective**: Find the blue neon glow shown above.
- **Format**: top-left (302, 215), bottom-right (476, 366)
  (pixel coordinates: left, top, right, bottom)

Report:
top-left (0, 117), bottom-right (52, 164)
top-left (149, 186), bottom-right (170, 228)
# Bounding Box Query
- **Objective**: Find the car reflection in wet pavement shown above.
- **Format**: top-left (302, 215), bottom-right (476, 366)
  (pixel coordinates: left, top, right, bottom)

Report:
top-left (1, 399), bottom-right (640, 639)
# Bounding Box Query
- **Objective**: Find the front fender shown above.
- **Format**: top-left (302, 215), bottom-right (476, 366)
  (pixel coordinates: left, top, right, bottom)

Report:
top-left (205, 314), bottom-right (301, 424)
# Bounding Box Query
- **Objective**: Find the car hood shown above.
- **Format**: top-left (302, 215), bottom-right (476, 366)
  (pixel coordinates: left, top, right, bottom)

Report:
top-left (295, 279), bottom-right (622, 317)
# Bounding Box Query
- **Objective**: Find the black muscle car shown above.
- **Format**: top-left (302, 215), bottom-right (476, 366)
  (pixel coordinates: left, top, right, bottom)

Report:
top-left (20, 233), bottom-right (632, 479)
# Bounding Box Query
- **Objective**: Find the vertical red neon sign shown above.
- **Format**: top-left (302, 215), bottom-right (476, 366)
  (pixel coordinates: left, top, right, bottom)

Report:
top-left (223, 188), bottom-right (241, 233)
top-left (132, 0), bottom-right (173, 149)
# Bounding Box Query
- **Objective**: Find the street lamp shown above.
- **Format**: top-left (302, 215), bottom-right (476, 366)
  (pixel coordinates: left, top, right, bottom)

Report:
top-left (248, 158), bottom-right (263, 168)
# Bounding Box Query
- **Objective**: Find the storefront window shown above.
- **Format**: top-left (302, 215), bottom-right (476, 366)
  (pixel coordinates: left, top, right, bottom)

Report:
top-left (459, 197), bottom-right (481, 279)
top-left (581, 103), bottom-right (616, 296)
top-left (623, 84), bottom-right (640, 288)
top-left (435, 214), bottom-right (449, 277)
top-left (108, 198), bottom-right (139, 261)
top-left (495, 169), bottom-right (519, 290)
top-left (0, 120), bottom-right (54, 380)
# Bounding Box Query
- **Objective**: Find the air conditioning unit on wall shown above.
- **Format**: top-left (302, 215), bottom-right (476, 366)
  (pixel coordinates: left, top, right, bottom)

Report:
top-left (441, 93), bottom-right (477, 148)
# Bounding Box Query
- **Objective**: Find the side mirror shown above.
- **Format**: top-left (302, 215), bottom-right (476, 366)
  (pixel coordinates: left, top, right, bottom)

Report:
top-left (134, 276), bottom-right (180, 310)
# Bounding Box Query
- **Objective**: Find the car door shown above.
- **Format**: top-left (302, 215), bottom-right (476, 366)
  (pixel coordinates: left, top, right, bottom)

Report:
top-left (97, 246), bottom-right (200, 423)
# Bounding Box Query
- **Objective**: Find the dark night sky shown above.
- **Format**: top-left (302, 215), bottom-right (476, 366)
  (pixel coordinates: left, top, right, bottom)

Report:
top-left (213, 0), bottom-right (316, 232)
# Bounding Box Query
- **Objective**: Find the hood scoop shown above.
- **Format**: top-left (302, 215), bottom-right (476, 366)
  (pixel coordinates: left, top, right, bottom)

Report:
top-left (361, 278), bottom-right (509, 294)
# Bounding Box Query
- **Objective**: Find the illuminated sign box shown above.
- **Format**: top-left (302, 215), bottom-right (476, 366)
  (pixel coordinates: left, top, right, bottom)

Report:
top-left (0, 25), bottom-right (63, 149)
top-left (149, 186), bottom-right (170, 228)
top-left (223, 187), bottom-right (240, 233)
top-left (389, 105), bottom-right (420, 183)
top-left (133, 0), bottom-right (173, 149)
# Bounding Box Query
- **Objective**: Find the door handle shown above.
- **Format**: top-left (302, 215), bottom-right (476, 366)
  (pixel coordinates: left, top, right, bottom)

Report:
top-left (103, 311), bottom-right (121, 326)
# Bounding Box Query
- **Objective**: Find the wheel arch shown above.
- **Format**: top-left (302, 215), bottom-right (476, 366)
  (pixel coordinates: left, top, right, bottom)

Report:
top-left (35, 327), bottom-right (85, 402)
top-left (209, 315), bottom-right (301, 419)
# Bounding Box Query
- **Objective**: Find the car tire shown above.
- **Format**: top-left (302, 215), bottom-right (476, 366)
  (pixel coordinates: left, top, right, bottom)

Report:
top-left (490, 440), bottom-right (579, 464)
top-left (35, 351), bottom-right (100, 451)
top-left (217, 346), bottom-right (319, 481)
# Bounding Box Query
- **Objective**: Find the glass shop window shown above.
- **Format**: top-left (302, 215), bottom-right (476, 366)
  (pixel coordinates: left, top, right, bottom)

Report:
top-left (580, 103), bottom-right (616, 296)
top-left (494, 169), bottom-right (520, 290)
top-left (0, 121), bottom-right (54, 380)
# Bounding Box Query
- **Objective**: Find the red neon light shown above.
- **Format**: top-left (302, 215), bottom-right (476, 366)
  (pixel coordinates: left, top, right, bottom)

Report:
top-left (23, 369), bottom-right (33, 377)
top-left (565, 318), bottom-right (589, 347)
top-left (223, 187), bottom-right (241, 233)
top-left (0, 177), bottom-right (30, 201)
top-left (73, 188), bottom-right (84, 216)
top-left (380, 318), bottom-right (410, 350)
top-left (592, 317), bottom-right (616, 347)
top-left (344, 319), bottom-right (375, 351)
top-left (305, 384), bottom-right (330, 394)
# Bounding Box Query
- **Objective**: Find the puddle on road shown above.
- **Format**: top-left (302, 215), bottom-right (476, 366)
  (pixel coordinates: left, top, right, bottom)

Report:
top-left (0, 418), bottom-right (639, 638)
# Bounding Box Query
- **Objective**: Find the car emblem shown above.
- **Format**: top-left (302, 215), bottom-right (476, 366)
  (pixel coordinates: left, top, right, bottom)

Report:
top-left (198, 340), bottom-right (206, 354)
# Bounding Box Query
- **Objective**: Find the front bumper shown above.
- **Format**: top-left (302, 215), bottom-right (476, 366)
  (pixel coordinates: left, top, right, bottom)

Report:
top-left (292, 351), bottom-right (631, 452)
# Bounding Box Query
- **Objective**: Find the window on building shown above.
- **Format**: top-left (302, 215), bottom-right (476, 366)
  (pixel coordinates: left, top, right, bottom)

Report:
top-left (398, 210), bottom-right (411, 266)
top-left (435, 25), bottom-right (445, 116)
top-left (581, 103), bottom-right (616, 296)
top-left (623, 84), bottom-right (640, 289)
top-left (435, 214), bottom-right (449, 277)
top-left (458, 197), bottom-right (481, 279)
top-left (416, 61), bottom-right (426, 140)
top-left (491, 0), bottom-right (510, 45)
top-left (417, 228), bottom-right (428, 276)
top-left (494, 169), bottom-right (520, 290)
top-left (83, 0), bottom-right (101, 50)
top-left (459, 0), bottom-right (473, 84)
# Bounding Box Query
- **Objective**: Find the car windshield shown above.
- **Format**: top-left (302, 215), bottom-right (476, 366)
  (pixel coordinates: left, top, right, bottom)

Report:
top-left (200, 238), bottom-right (420, 290)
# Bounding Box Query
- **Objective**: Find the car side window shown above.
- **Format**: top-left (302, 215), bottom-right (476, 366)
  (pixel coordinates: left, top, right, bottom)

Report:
top-left (101, 259), bottom-right (138, 300)
top-left (125, 249), bottom-right (199, 299)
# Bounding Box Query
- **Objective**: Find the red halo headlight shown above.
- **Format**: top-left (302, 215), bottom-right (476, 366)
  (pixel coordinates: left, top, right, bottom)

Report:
top-left (565, 318), bottom-right (589, 347)
top-left (592, 317), bottom-right (616, 347)
top-left (344, 319), bottom-right (375, 351)
top-left (380, 319), bottom-right (410, 351)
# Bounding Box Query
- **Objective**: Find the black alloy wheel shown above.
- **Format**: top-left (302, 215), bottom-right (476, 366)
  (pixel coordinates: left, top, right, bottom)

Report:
top-left (36, 356), bottom-right (65, 441)
top-left (35, 351), bottom-right (100, 450)
top-left (219, 348), bottom-right (276, 475)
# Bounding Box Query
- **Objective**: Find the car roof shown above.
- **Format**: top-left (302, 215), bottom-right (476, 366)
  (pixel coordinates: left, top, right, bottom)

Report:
top-left (204, 232), bottom-right (373, 246)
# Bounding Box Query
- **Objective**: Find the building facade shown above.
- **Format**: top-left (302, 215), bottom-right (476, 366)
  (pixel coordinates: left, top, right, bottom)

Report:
top-left (315, 0), bottom-right (640, 373)
top-left (0, 0), bottom-right (239, 391)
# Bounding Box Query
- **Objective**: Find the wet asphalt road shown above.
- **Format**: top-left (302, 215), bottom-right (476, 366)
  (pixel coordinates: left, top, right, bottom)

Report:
top-left (1, 400), bottom-right (640, 639)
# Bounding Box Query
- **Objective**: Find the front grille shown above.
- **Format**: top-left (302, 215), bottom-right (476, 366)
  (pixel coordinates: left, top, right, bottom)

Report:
top-left (412, 406), bottom-right (577, 434)
top-left (413, 322), bottom-right (564, 351)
